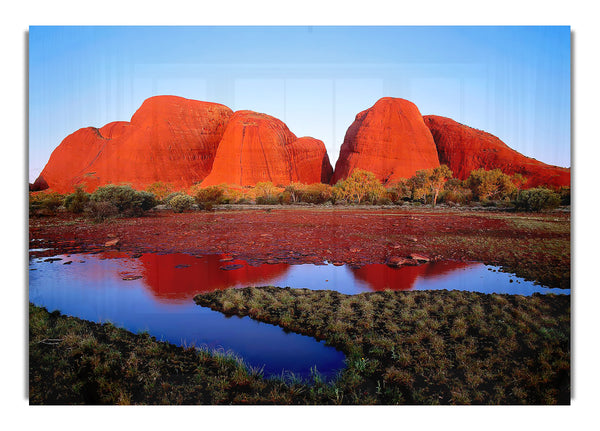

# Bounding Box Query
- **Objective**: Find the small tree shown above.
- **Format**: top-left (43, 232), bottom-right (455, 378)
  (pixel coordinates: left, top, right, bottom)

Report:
top-left (334, 170), bottom-right (385, 204)
top-left (284, 182), bottom-right (304, 203)
top-left (407, 170), bottom-right (430, 203)
top-left (254, 182), bottom-right (280, 204)
top-left (428, 165), bottom-right (453, 207)
top-left (466, 168), bottom-right (516, 202)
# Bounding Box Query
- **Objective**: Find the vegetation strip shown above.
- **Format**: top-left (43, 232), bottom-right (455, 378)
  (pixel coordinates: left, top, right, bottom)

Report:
top-left (194, 286), bottom-right (570, 404)
top-left (29, 304), bottom-right (341, 405)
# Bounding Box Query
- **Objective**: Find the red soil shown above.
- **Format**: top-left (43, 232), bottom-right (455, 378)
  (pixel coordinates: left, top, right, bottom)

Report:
top-left (28, 208), bottom-right (569, 277)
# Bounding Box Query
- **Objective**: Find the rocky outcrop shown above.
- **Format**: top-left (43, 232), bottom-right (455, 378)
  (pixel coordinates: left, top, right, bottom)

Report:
top-left (332, 97), bottom-right (440, 184)
top-left (287, 137), bottom-right (334, 184)
top-left (34, 96), bottom-right (233, 193)
top-left (202, 111), bottom-right (333, 187)
top-left (423, 115), bottom-right (570, 188)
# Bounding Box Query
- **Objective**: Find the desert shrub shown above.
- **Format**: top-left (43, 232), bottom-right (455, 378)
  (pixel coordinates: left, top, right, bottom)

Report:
top-left (256, 195), bottom-right (280, 205)
top-left (169, 194), bottom-right (195, 213)
top-left (63, 186), bottom-right (91, 213)
top-left (145, 182), bottom-right (174, 203)
top-left (279, 191), bottom-right (292, 205)
top-left (299, 183), bottom-right (335, 204)
top-left (29, 191), bottom-right (65, 215)
top-left (439, 179), bottom-right (472, 205)
top-left (193, 186), bottom-right (225, 205)
top-left (334, 170), bottom-right (386, 204)
top-left (254, 182), bottom-right (278, 199)
top-left (84, 200), bottom-right (119, 222)
top-left (386, 180), bottom-right (411, 203)
top-left (218, 185), bottom-right (244, 204)
top-left (407, 170), bottom-right (430, 203)
top-left (284, 183), bottom-right (304, 203)
top-left (558, 186), bottom-right (571, 205)
top-left (465, 168), bottom-right (517, 202)
top-left (90, 184), bottom-right (157, 217)
top-left (439, 189), bottom-right (473, 205)
top-left (515, 188), bottom-right (561, 212)
top-left (163, 192), bottom-right (186, 206)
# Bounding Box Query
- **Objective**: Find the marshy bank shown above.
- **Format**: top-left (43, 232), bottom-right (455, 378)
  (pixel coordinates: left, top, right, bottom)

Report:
top-left (195, 286), bottom-right (570, 404)
top-left (29, 285), bottom-right (569, 405)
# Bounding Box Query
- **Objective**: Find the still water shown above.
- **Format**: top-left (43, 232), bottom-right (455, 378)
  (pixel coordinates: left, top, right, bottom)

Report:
top-left (28, 251), bottom-right (568, 380)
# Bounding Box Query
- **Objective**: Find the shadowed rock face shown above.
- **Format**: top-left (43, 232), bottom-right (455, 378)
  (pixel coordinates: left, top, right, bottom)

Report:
top-left (202, 111), bottom-right (333, 187)
top-left (423, 115), bottom-right (571, 188)
top-left (34, 96), bottom-right (233, 193)
top-left (332, 97), bottom-right (441, 184)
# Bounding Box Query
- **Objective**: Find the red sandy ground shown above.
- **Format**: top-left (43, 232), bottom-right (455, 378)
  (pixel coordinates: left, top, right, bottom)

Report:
top-left (29, 206), bottom-right (570, 289)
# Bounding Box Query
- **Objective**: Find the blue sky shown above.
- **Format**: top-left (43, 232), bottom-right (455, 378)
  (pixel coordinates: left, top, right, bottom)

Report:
top-left (28, 26), bottom-right (571, 182)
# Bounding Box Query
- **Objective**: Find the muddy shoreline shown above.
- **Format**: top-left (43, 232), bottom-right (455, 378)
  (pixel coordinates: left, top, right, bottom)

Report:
top-left (29, 206), bottom-right (571, 289)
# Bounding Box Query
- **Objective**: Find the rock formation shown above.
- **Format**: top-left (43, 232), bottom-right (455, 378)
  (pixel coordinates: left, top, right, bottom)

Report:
top-left (201, 111), bottom-right (333, 187)
top-left (423, 115), bottom-right (570, 188)
top-left (34, 95), bottom-right (233, 193)
top-left (287, 137), bottom-right (334, 184)
top-left (332, 97), bottom-right (440, 184)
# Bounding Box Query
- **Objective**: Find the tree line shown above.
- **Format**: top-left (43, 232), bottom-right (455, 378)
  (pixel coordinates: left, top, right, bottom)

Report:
top-left (29, 166), bottom-right (570, 218)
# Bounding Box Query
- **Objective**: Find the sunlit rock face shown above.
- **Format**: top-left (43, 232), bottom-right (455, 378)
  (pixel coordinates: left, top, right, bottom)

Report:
top-left (34, 95), bottom-right (233, 193)
top-left (423, 115), bottom-right (571, 188)
top-left (287, 137), bottom-right (334, 184)
top-left (202, 111), bottom-right (333, 187)
top-left (332, 97), bottom-right (441, 184)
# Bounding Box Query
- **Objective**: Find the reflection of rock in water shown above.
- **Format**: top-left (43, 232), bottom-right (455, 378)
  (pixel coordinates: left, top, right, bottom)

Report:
top-left (138, 253), bottom-right (290, 302)
top-left (352, 261), bottom-right (475, 291)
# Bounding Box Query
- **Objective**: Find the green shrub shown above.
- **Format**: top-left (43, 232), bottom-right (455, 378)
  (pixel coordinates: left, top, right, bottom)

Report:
top-left (90, 184), bottom-right (157, 217)
top-left (169, 194), bottom-right (195, 213)
top-left (256, 195), bottom-right (280, 205)
top-left (84, 201), bottom-right (119, 222)
top-left (145, 182), bottom-right (174, 203)
top-left (29, 191), bottom-right (65, 215)
top-left (63, 186), bottom-right (91, 213)
top-left (558, 186), bottom-right (571, 205)
top-left (164, 192), bottom-right (186, 206)
top-left (193, 186), bottom-right (225, 205)
top-left (515, 188), bottom-right (561, 212)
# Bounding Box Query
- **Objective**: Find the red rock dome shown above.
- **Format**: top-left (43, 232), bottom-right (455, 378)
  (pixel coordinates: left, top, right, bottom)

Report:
top-left (34, 95), bottom-right (233, 193)
top-left (332, 97), bottom-right (440, 184)
top-left (287, 137), bottom-right (334, 184)
top-left (423, 115), bottom-right (570, 188)
top-left (202, 111), bottom-right (333, 187)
